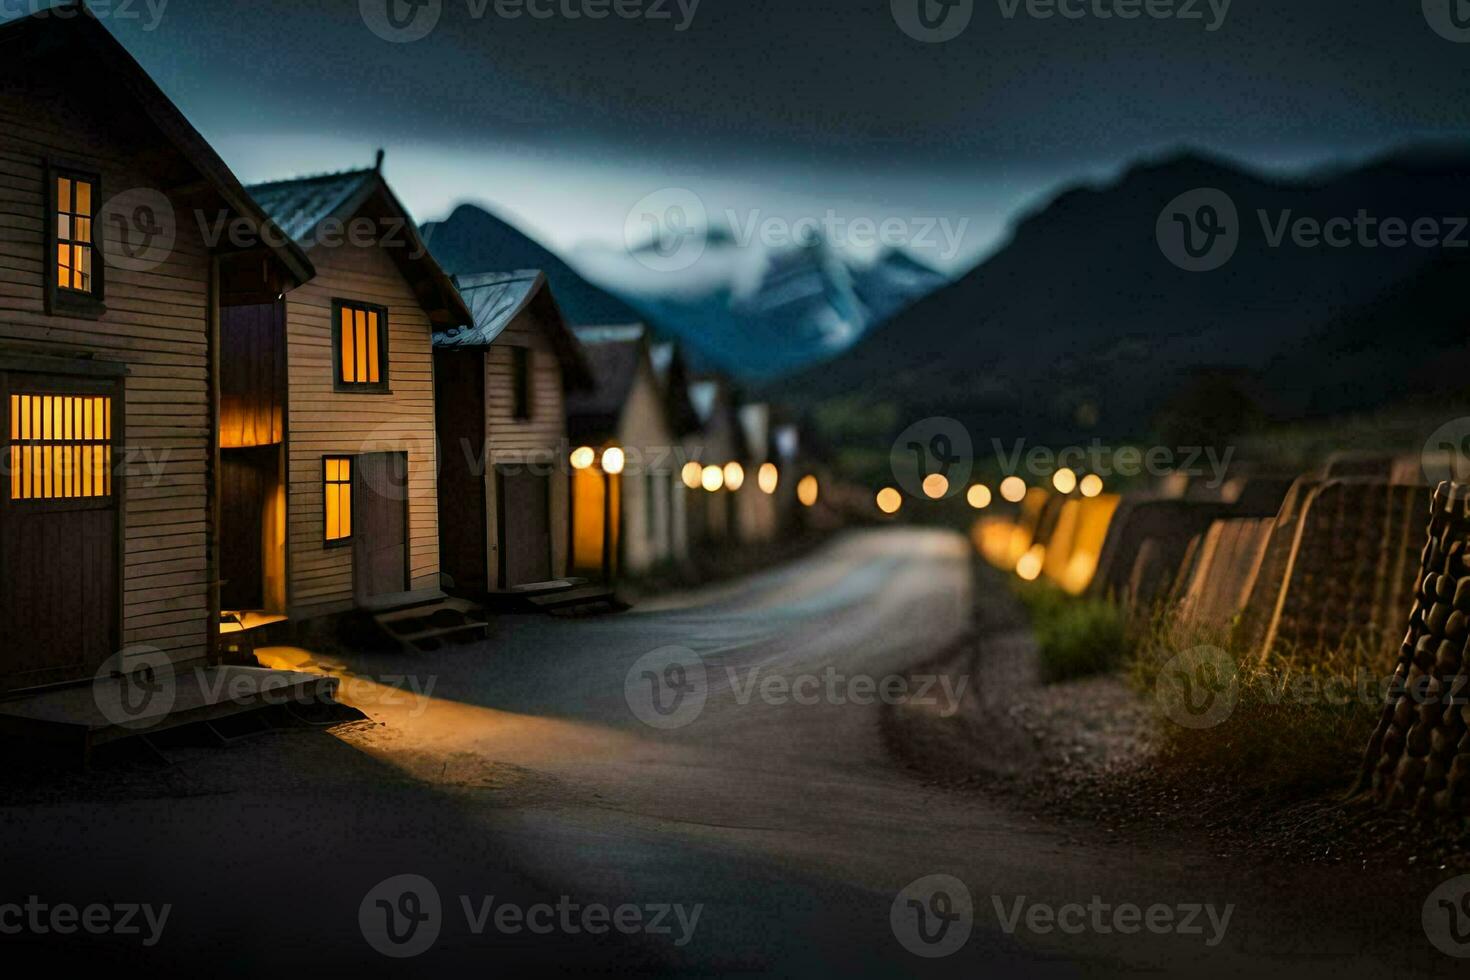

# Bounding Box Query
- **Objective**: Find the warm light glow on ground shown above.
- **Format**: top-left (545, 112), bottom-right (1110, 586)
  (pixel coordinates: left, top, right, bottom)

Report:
top-left (1080, 473), bottom-right (1104, 497)
top-left (876, 487), bottom-right (902, 514)
top-left (758, 462), bottom-right (779, 494)
top-left (1052, 467), bottom-right (1077, 494)
top-left (1000, 476), bottom-right (1027, 502)
top-left (682, 460), bottom-right (703, 489)
top-left (570, 446), bottom-right (595, 470)
top-left (922, 473), bottom-right (949, 499)
top-left (797, 474), bottom-right (819, 507)
top-left (702, 464), bottom-right (725, 492)
top-left (724, 461), bottom-right (745, 491)
top-left (601, 447), bottom-right (626, 475)
top-left (1016, 544), bottom-right (1045, 581)
top-left (967, 484), bottom-right (992, 509)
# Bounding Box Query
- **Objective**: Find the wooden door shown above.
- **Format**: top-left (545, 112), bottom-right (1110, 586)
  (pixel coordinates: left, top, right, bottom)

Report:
top-left (354, 451), bottom-right (409, 602)
top-left (498, 467), bottom-right (552, 587)
top-left (220, 445), bottom-right (278, 610)
top-left (0, 374), bottom-right (120, 692)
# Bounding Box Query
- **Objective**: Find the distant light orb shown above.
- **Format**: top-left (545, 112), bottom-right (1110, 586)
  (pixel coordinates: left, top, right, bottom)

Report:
top-left (570, 446), bottom-right (596, 471)
top-left (922, 473), bottom-right (949, 499)
top-left (723, 461), bottom-right (745, 491)
top-left (758, 462), bottom-right (779, 494)
top-left (701, 464), bottom-right (724, 492)
top-left (797, 474), bottom-right (819, 507)
top-left (1016, 544), bottom-right (1045, 581)
top-left (967, 484), bottom-right (992, 509)
top-left (1052, 467), bottom-right (1078, 494)
top-left (681, 460), bottom-right (703, 489)
top-left (876, 487), bottom-right (902, 515)
top-left (999, 476), bottom-right (1027, 503)
top-left (601, 447), bottom-right (626, 475)
top-left (1080, 473), bottom-right (1104, 498)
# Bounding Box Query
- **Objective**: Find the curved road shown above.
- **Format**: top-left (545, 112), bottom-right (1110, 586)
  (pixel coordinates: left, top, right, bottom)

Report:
top-left (0, 528), bottom-right (1453, 975)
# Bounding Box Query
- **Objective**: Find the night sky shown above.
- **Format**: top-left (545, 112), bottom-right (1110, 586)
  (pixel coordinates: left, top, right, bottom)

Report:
top-left (22, 0), bottom-right (1470, 272)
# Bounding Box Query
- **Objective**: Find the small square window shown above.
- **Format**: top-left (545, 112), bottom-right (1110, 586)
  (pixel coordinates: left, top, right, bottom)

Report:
top-left (324, 456), bottom-right (353, 543)
top-left (333, 300), bottom-right (390, 392)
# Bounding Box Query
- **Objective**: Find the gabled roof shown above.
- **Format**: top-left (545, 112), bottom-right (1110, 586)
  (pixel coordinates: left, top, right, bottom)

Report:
top-left (0, 3), bottom-right (312, 286)
top-left (739, 403), bottom-right (771, 463)
top-left (649, 341), bottom-right (702, 437)
top-left (435, 269), bottom-right (593, 389)
top-left (246, 165), bottom-right (471, 327)
top-left (249, 169), bottom-right (376, 244)
top-left (686, 375), bottom-right (749, 460)
top-left (566, 325), bottom-right (649, 444)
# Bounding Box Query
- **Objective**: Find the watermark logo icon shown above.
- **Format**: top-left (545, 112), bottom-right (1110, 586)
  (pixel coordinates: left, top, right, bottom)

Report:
top-left (1424, 0), bottom-right (1470, 42)
top-left (625, 646), bottom-right (708, 729)
top-left (626, 188), bottom-right (708, 273)
top-left (890, 417), bottom-right (973, 499)
top-left (100, 188), bottom-right (175, 274)
top-left (1422, 417), bottom-right (1470, 485)
top-left (93, 646), bottom-right (177, 730)
top-left (1155, 646), bottom-right (1238, 729)
top-left (891, 0), bottom-right (974, 42)
top-left (1424, 875), bottom-right (1470, 957)
top-left (1157, 188), bottom-right (1239, 272)
top-left (891, 874), bottom-right (973, 958)
top-left (361, 0), bottom-right (442, 42)
top-left (360, 874), bottom-right (443, 958)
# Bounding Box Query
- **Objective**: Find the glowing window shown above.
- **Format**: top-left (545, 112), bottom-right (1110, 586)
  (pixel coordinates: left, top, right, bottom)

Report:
top-left (8, 393), bottom-right (112, 501)
top-left (324, 456), bottom-right (353, 542)
top-left (56, 176), bottom-right (95, 294)
top-left (334, 301), bottom-right (388, 389)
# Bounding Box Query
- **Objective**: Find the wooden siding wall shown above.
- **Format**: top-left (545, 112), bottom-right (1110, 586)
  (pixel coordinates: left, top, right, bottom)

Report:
top-left (0, 78), bottom-right (215, 669)
top-left (483, 304), bottom-right (569, 587)
top-left (617, 357), bottom-right (677, 574)
top-left (284, 238), bottom-right (439, 616)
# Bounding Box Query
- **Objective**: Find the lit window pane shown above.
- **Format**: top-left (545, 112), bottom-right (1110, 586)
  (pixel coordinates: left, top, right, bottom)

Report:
top-left (7, 393), bottom-right (114, 501)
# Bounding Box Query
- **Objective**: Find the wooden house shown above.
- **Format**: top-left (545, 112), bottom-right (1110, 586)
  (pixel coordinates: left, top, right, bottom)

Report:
top-left (649, 340), bottom-right (702, 563)
top-left (685, 376), bottom-right (748, 544)
top-left (432, 270), bottom-right (592, 593)
top-left (218, 163), bottom-right (470, 624)
top-left (735, 402), bottom-right (781, 544)
top-left (0, 9), bottom-right (312, 693)
top-left (566, 325), bottom-right (680, 579)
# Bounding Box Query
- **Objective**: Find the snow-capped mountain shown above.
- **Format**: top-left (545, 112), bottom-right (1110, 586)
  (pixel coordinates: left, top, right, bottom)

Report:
top-left (575, 229), bottom-right (947, 379)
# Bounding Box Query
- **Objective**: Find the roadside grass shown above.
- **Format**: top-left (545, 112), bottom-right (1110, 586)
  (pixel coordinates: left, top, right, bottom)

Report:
top-left (1005, 577), bottom-right (1384, 793)
top-left (1125, 613), bottom-right (1384, 794)
top-left (1013, 581), bottom-right (1128, 683)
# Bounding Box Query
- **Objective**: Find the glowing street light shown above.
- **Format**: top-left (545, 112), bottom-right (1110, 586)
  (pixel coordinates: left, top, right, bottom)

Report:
top-left (967, 484), bottom-right (992, 509)
top-left (922, 473), bottom-right (949, 499)
top-left (570, 446), bottom-right (596, 471)
top-left (999, 476), bottom-right (1027, 503)
top-left (1052, 467), bottom-right (1077, 494)
top-left (876, 487), bottom-right (902, 515)
top-left (758, 462), bottom-right (779, 494)
top-left (1016, 544), bottom-right (1045, 581)
top-left (601, 447), bottom-right (625, 475)
top-left (701, 464), bottom-right (724, 492)
top-left (723, 461), bottom-right (745, 491)
top-left (681, 460), bottom-right (703, 489)
top-left (797, 474), bottom-right (819, 507)
top-left (1080, 473), bottom-right (1104, 498)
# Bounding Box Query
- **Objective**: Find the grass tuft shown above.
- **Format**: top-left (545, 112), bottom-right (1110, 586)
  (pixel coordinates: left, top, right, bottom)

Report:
top-left (1014, 581), bottom-right (1128, 683)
